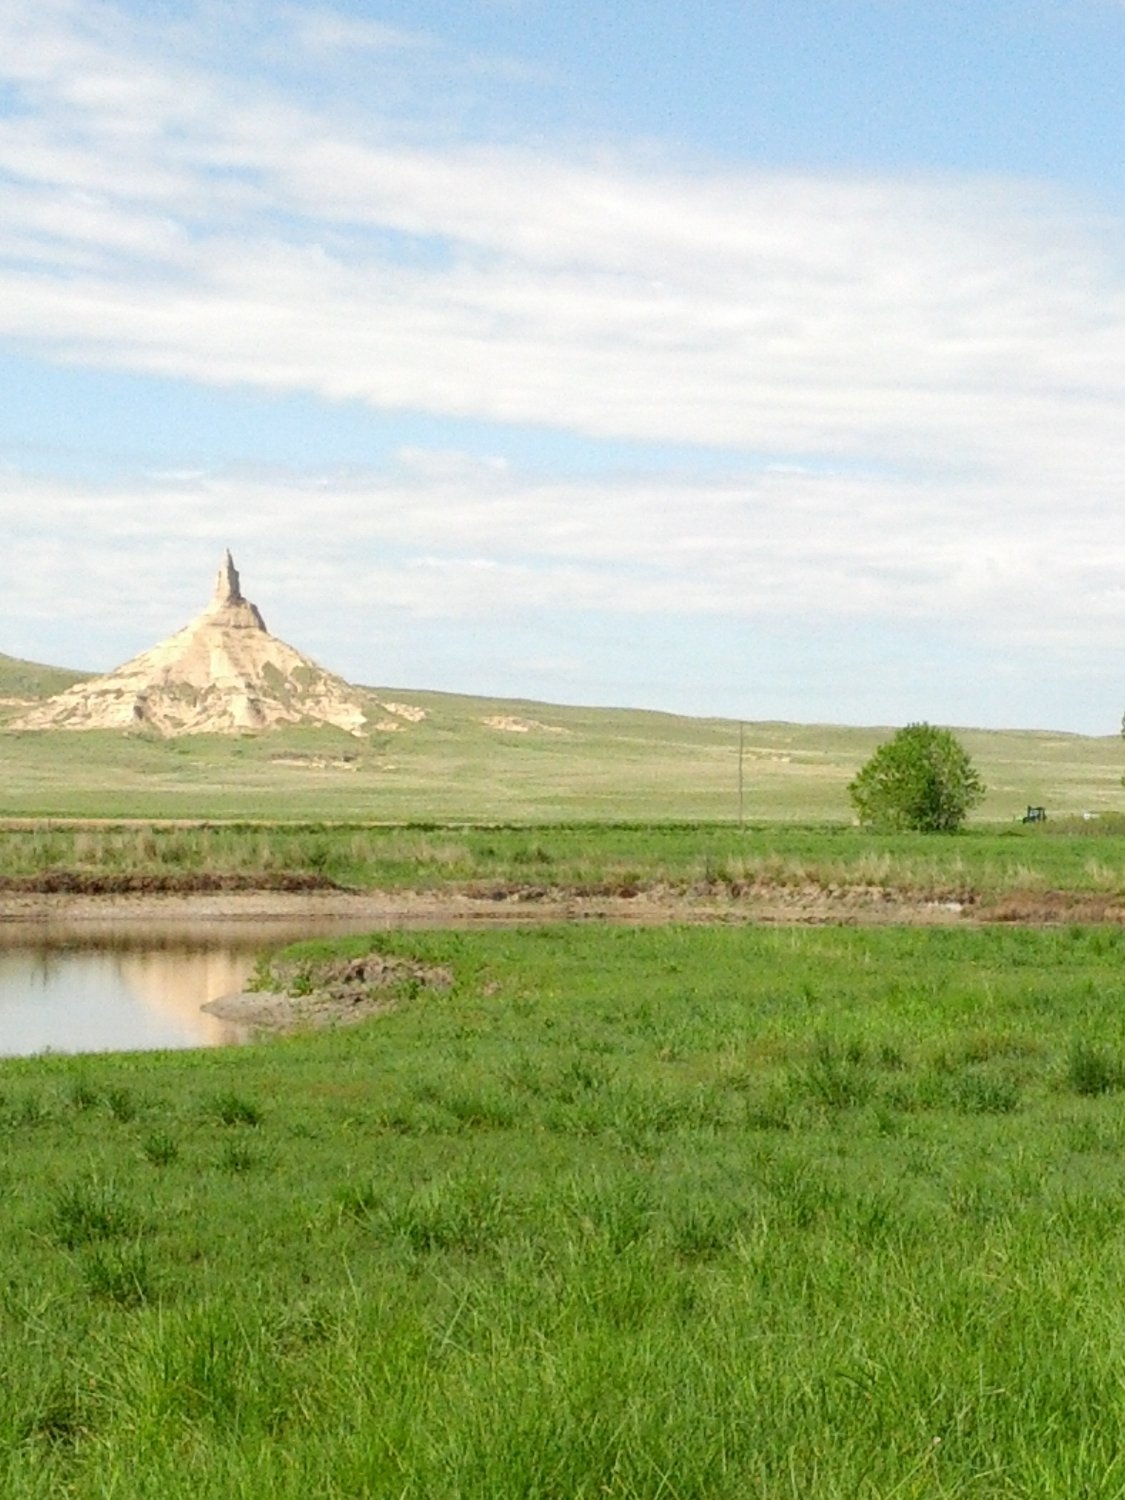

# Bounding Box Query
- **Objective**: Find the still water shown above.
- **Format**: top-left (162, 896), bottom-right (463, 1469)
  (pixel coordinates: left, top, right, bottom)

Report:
top-left (0, 916), bottom-right (387, 1058)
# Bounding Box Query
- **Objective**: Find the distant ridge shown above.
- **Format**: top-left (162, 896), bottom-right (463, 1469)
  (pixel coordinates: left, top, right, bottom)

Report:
top-left (13, 553), bottom-right (369, 736)
top-left (0, 651), bottom-right (89, 704)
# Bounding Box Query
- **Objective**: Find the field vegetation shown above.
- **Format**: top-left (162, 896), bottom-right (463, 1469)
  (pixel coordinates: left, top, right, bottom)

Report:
top-left (0, 682), bottom-right (1120, 822)
top-left (6, 922), bottom-right (1125, 1494)
top-left (6, 662), bottom-right (1125, 1491)
top-left (7, 817), bottom-right (1125, 911)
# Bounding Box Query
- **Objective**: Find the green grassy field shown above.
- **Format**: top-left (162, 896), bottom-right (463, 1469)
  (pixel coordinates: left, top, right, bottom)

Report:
top-left (1, 682), bottom-right (1121, 823)
top-left (6, 654), bottom-right (1125, 1493)
top-left (7, 922), bottom-right (1125, 1495)
top-left (8, 816), bottom-right (1125, 907)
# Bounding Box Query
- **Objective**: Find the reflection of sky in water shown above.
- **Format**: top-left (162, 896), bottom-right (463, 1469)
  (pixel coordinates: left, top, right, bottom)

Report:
top-left (0, 948), bottom-right (254, 1056)
top-left (0, 915), bottom-right (411, 1058)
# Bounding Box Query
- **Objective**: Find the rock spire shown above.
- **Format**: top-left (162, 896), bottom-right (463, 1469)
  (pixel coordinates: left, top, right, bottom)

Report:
top-left (13, 555), bottom-right (367, 736)
top-left (205, 550), bottom-right (267, 631)
top-left (213, 550), bottom-right (243, 606)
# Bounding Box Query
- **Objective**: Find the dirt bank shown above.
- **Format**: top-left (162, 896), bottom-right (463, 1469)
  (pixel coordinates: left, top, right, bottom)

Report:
top-left (2, 881), bottom-right (1120, 934)
top-left (0, 871), bottom-right (335, 895)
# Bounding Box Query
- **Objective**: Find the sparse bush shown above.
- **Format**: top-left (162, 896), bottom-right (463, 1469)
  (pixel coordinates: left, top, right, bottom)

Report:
top-left (369, 1174), bottom-right (513, 1254)
top-left (949, 1068), bottom-right (1021, 1115)
top-left (68, 1078), bottom-right (100, 1112)
top-left (107, 1086), bottom-right (138, 1122)
top-left (18, 1380), bottom-right (86, 1449)
top-left (82, 1243), bottom-right (152, 1307)
top-left (796, 1036), bottom-right (875, 1111)
top-left (11, 1091), bottom-right (50, 1129)
top-left (877, 1041), bottom-right (907, 1070)
top-left (141, 1130), bottom-right (180, 1166)
top-left (219, 1140), bottom-right (262, 1173)
top-left (665, 1197), bottom-right (747, 1258)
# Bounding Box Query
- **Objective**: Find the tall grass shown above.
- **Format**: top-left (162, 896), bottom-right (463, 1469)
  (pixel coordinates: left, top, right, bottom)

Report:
top-left (5, 922), bottom-right (1125, 1492)
top-left (6, 817), bottom-right (1125, 900)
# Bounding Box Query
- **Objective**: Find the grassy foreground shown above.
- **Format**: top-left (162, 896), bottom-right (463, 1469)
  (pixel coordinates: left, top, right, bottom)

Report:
top-left (7, 922), bottom-right (1125, 1495)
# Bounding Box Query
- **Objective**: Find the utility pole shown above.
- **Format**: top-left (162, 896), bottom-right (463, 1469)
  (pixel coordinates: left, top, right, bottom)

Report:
top-left (738, 722), bottom-right (745, 828)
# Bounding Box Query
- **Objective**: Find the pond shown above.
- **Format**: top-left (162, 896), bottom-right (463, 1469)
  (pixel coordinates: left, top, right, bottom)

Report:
top-left (0, 915), bottom-right (385, 1058)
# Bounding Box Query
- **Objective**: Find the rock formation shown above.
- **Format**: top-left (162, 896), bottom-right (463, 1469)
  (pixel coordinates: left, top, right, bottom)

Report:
top-left (14, 552), bottom-right (369, 736)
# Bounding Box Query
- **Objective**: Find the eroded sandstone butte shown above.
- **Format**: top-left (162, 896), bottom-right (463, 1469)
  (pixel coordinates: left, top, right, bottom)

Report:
top-left (14, 553), bottom-right (368, 736)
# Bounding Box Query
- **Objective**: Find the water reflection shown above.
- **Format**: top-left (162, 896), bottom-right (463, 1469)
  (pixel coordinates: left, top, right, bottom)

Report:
top-left (0, 947), bottom-right (252, 1054)
top-left (118, 949), bottom-right (255, 1046)
top-left (0, 916), bottom-right (384, 1058)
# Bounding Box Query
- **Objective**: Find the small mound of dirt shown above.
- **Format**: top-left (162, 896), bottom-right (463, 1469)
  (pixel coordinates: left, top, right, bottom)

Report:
top-left (977, 891), bottom-right (1125, 924)
top-left (206, 950), bottom-right (454, 1033)
top-left (310, 952), bottom-right (454, 1004)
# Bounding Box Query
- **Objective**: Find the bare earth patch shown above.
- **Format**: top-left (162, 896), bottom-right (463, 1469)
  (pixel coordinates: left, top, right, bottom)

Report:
top-left (377, 702), bottom-right (427, 723)
top-left (481, 715), bottom-right (566, 734)
top-left (269, 756), bottom-right (359, 770)
top-left (205, 951), bottom-right (454, 1033)
top-left (0, 881), bottom-right (1092, 931)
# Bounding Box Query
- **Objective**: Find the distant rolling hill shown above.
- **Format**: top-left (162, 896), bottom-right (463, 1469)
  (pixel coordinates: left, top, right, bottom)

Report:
top-left (0, 652), bottom-right (1120, 822)
top-left (0, 651), bottom-right (90, 703)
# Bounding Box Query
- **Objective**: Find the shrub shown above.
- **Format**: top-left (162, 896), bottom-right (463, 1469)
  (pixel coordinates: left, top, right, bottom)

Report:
top-left (82, 1243), bottom-right (152, 1307)
top-left (107, 1086), bottom-right (138, 1123)
top-left (141, 1130), bottom-right (180, 1166)
top-left (848, 723), bottom-right (985, 832)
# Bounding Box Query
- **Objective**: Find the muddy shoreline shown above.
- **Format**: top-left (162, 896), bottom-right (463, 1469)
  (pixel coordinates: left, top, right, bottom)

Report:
top-left (0, 884), bottom-right (963, 930)
top-left (6, 883), bottom-right (1123, 1040)
top-left (2, 882), bottom-right (1121, 932)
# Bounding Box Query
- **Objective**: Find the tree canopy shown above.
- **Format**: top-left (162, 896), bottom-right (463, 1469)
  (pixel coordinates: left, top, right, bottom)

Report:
top-left (848, 723), bottom-right (985, 832)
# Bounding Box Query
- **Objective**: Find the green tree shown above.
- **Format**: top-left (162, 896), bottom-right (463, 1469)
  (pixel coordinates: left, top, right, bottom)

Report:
top-left (848, 722), bottom-right (985, 832)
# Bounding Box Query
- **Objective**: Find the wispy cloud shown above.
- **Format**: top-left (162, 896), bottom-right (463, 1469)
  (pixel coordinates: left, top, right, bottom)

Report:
top-left (281, 9), bottom-right (433, 55)
top-left (2, 0), bottom-right (1123, 475)
top-left (6, 457), bottom-right (1124, 637)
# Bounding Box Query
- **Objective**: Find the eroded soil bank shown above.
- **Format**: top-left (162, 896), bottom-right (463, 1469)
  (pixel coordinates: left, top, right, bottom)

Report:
top-left (3, 881), bottom-right (1122, 932)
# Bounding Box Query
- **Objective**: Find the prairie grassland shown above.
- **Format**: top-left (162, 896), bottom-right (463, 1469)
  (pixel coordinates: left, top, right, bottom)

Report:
top-left (6, 816), bottom-right (1125, 903)
top-left (0, 651), bottom-right (88, 701)
top-left (6, 922), bottom-right (1125, 1495)
top-left (0, 688), bottom-right (1120, 822)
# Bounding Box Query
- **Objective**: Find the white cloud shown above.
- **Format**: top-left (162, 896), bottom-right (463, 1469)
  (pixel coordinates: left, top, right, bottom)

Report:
top-left (5, 455), bottom-right (1124, 728)
top-left (5, 457), bottom-right (1125, 637)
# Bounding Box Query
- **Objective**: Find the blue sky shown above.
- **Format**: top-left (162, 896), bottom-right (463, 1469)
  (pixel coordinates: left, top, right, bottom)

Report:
top-left (4, 0), bottom-right (1125, 733)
